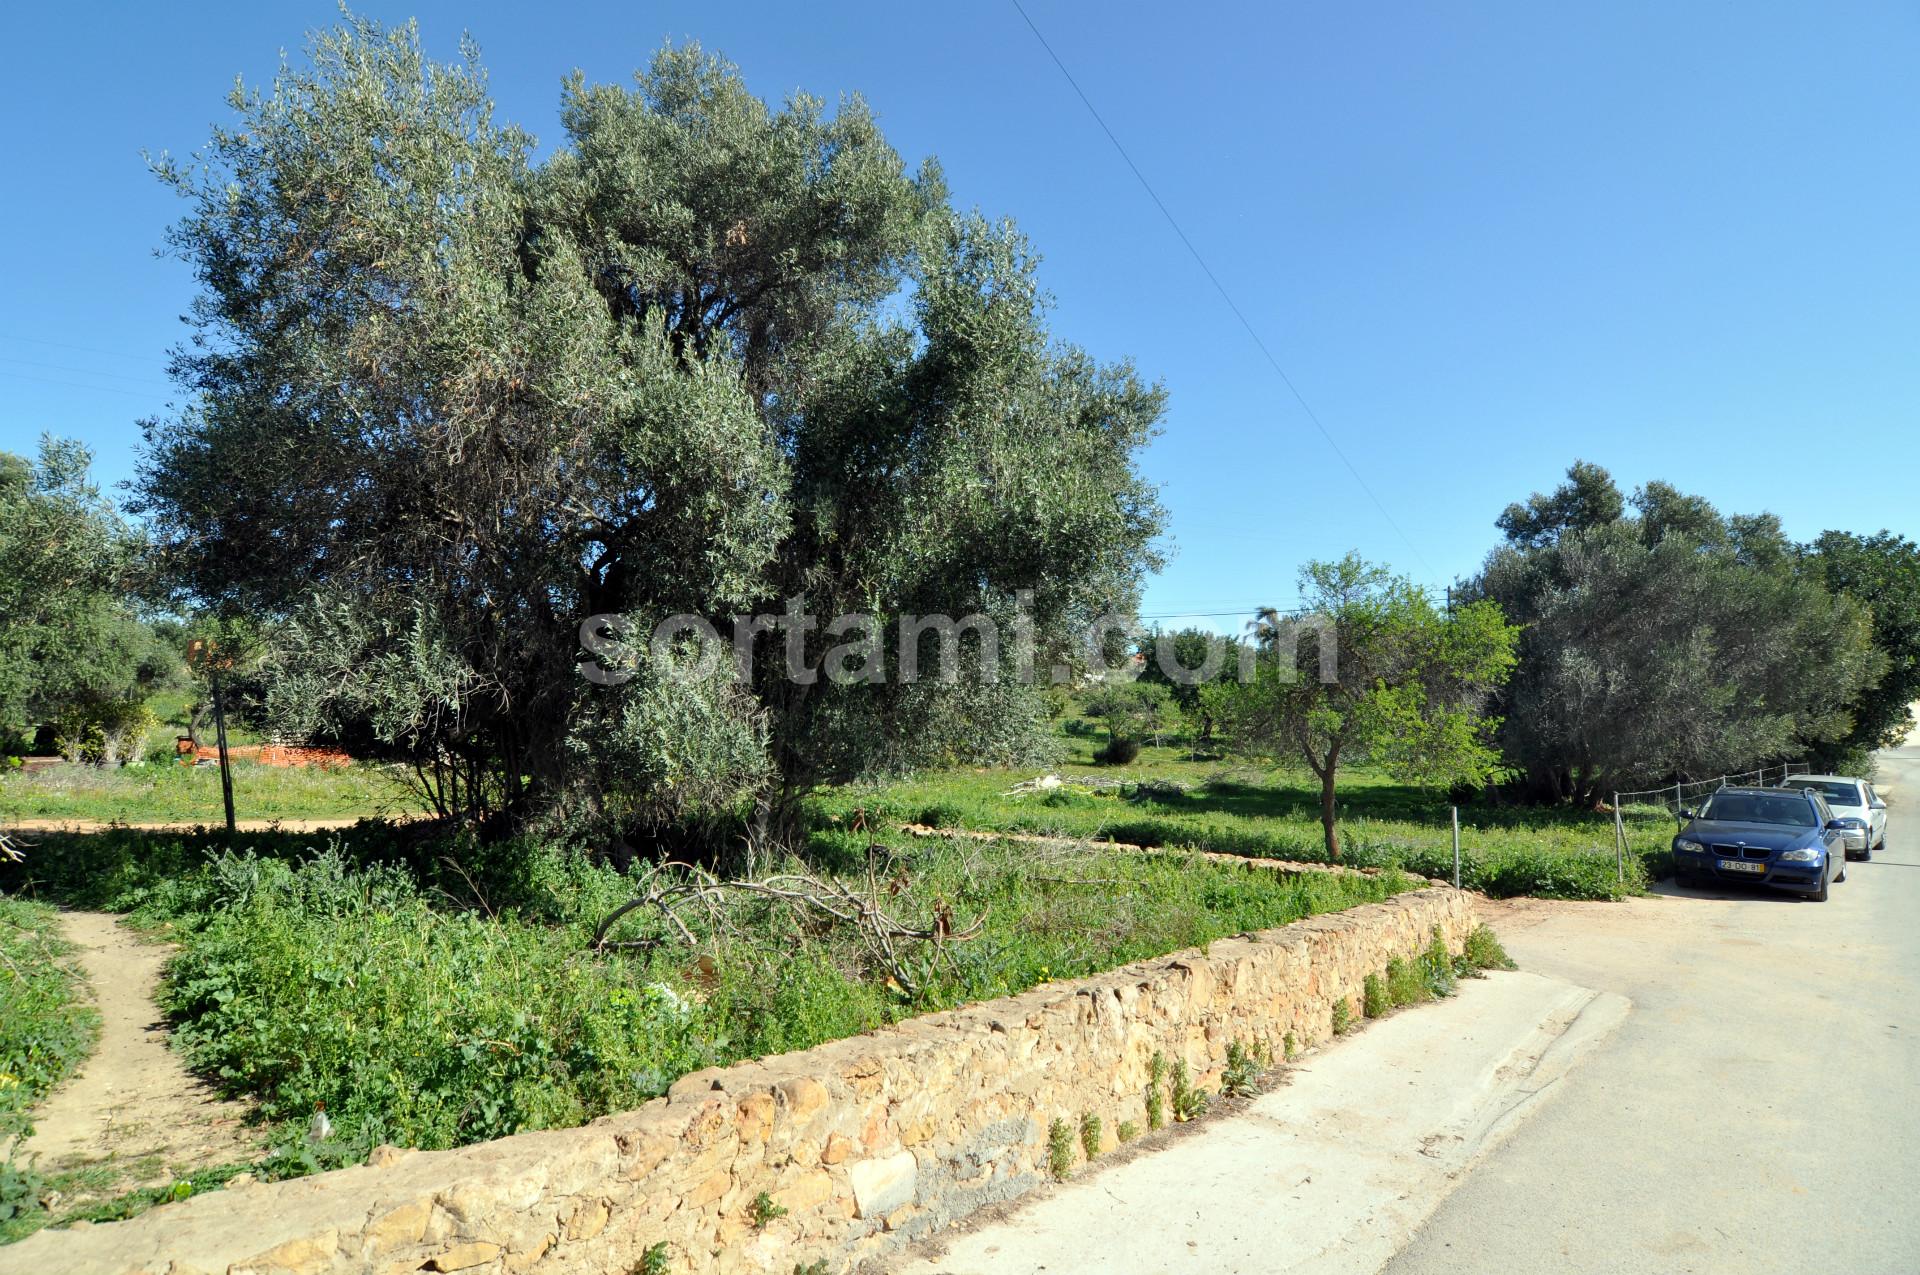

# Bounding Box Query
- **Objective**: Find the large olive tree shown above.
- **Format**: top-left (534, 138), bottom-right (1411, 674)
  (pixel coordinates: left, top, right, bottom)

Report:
top-left (1466, 462), bottom-right (1879, 802)
top-left (136, 18), bottom-right (1163, 843)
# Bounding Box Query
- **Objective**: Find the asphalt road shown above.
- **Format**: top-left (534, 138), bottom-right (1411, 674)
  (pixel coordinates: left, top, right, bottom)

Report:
top-left (1384, 742), bottom-right (1920, 1275)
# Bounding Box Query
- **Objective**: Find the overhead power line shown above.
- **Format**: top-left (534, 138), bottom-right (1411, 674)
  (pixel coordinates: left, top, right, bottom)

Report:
top-left (1005, 0), bottom-right (1438, 580)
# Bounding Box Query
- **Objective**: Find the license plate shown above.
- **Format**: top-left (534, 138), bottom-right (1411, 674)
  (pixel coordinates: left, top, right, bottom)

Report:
top-left (1718, 859), bottom-right (1765, 874)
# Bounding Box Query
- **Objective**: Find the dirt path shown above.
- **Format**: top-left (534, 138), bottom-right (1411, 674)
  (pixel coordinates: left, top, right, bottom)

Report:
top-left (1, 818), bottom-right (373, 834)
top-left (20, 912), bottom-right (264, 1206)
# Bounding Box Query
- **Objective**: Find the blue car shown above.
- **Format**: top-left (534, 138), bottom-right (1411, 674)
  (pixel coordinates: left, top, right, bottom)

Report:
top-left (1671, 786), bottom-right (1850, 901)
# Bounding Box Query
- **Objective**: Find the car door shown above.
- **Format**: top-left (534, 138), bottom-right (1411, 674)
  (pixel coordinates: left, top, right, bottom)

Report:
top-left (1812, 793), bottom-right (1840, 881)
top-left (1866, 783), bottom-right (1887, 845)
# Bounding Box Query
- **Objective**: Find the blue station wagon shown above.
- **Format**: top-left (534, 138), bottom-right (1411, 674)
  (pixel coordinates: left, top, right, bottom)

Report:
top-left (1671, 785), bottom-right (1851, 901)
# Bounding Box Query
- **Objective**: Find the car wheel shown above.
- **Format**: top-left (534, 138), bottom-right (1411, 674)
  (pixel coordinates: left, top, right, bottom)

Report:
top-left (1810, 867), bottom-right (1830, 902)
top-left (1861, 843), bottom-right (1872, 862)
top-left (1836, 859), bottom-right (1848, 884)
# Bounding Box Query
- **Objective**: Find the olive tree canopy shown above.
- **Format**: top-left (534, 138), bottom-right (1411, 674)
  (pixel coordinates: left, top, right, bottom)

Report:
top-left (136, 18), bottom-right (1164, 842)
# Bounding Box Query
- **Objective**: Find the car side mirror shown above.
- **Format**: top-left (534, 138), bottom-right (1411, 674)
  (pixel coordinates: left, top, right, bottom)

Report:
top-left (1825, 819), bottom-right (1851, 831)
top-left (1871, 799), bottom-right (1887, 811)
top-left (1680, 808), bottom-right (1699, 821)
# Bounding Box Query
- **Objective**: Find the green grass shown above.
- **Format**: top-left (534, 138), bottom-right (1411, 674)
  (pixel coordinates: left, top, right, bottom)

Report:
top-left (810, 723), bottom-right (1677, 901)
top-left (0, 760), bottom-right (421, 825)
top-left (0, 823), bottom-right (1418, 1173)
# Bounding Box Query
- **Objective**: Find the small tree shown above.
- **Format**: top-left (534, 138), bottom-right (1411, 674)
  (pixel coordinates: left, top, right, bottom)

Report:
top-left (1209, 555), bottom-right (1518, 859)
top-left (1137, 627), bottom-right (1244, 746)
top-left (1083, 680), bottom-right (1176, 755)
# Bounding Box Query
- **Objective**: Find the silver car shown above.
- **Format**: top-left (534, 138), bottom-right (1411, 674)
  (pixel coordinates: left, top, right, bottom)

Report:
top-left (1778, 774), bottom-right (1887, 860)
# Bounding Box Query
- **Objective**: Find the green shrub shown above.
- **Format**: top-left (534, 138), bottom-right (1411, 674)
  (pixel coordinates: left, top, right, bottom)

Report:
top-left (750, 1190), bottom-right (787, 1228)
top-left (1047, 1117), bottom-right (1076, 1179)
top-left (1093, 738), bottom-right (1141, 766)
top-left (1221, 1039), bottom-right (1259, 1097)
top-left (1422, 928), bottom-right (1458, 998)
top-left (1170, 1060), bottom-right (1208, 1121)
top-left (1460, 924), bottom-right (1516, 973)
top-left (1362, 972), bottom-right (1389, 1018)
top-left (1116, 1120), bottom-right (1138, 1143)
top-left (916, 803), bottom-right (966, 829)
top-left (1331, 997), bottom-right (1354, 1035)
top-left (1384, 957), bottom-right (1430, 1010)
top-left (1145, 1051), bottom-right (1167, 1130)
top-left (1079, 1113), bottom-right (1102, 1160)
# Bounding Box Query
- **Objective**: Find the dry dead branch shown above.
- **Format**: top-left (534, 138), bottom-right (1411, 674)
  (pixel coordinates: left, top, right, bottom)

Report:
top-left (590, 855), bottom-right (986, 998)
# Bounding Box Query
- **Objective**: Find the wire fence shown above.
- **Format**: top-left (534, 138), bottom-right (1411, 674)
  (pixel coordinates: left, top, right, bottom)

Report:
top-left (1614, 760), bottom-right (1815, 819)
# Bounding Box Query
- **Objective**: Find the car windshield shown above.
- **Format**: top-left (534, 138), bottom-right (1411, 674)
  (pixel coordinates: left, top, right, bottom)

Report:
top-left (1702, 792), bottom-right (1818, 827)
top-left (1786, 779), bottom-right (1859, 806)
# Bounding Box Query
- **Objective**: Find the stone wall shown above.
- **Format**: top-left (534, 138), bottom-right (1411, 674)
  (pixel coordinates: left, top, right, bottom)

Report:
top-left (0, 882), bottom-right (1476, 1275)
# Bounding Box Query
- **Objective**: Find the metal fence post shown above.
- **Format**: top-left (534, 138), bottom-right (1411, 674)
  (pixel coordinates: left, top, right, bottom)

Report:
top-left (1451, 805), bottom-right (1461, 890)
top-left (1613, 792), bottom-right (1626, 884)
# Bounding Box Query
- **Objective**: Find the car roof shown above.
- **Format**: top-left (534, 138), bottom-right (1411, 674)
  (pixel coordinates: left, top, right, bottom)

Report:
top-left (1780, 774), bottom-right (1864, 785)
top-left (1717, 786), bottom-right (1816, 798)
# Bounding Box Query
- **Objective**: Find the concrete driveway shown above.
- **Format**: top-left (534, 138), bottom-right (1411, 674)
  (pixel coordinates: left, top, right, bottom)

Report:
top-left (1386, 741), bottom-right (1920, 1275)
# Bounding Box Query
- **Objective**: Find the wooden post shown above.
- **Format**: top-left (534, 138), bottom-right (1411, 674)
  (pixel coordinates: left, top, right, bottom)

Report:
top-left (210, 666), bottom-right (236, 835)
top-left (189, 638), bottom-right (238, 835)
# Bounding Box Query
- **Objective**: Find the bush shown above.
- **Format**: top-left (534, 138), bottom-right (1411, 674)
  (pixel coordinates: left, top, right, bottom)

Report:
top-left (1093, 737), bottom-right (1141, 766)
top-left (1362, 972), bottom-right (1390, 1018)
top-left (916, 803), bottom-right (967, 829)
top-left (1460, 924), bottom-right (1516, 974)
top-left (1384, 956), bottom-right (1430, 1009)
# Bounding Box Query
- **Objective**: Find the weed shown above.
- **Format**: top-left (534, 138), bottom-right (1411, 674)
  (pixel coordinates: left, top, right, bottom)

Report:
top-left (1221, 1040), bottom-right (1259, 1098)
top-left (1146, 1051), bottom-right (1168, 1130)
top-left (1116, 1120), bottom-right (1138, 1143)
top-left (1331, 997), bottom-right (1354, 1035)
top-left (1079, 1113), bottom-right (1102, 1160)
top-left (750, 1190), bottom-right (788, 1228)
top-left (793, 1263), bottom-right (830, 1275)
top-left (1422, 928), bottom-right (1458, 998)
top-left (1170, 1060), bottom-right (1209, 1121)
top-left (637, 1242), bottom-right (671, 1275)
top-left (1362, 972), bottom-right (1390, 1018)
top-left (1283, 1031), bottom-right (1297, 1060)
top-left (1461, 924), bottom-right (1516, 973)
top-left (1385, 957), bottom-right (1430, 1010)
top-left (1047, 1117), bottom-right (1076, 1180)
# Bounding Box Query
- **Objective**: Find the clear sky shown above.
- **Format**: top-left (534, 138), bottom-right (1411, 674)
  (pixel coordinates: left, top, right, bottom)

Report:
top-left (3, 2), bottom-right (1914, 629)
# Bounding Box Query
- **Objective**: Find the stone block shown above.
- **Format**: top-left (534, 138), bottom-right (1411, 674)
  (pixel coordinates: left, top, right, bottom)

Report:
top-left (847, 1151), bottom-right (917, 1219)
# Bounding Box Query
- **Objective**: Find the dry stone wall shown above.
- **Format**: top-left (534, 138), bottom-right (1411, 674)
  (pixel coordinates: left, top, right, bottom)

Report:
top-left (0, 881), bottom-right (1476, 1275)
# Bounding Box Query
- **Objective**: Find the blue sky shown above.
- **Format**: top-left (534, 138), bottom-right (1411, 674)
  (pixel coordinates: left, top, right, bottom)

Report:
top-left (3, 2), bottom-right (1915, 628)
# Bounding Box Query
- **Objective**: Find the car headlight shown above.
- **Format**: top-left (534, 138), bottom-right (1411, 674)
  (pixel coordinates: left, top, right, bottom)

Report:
top-left (1832, 817), bottom-right (1866, 830)
top-left (1674, 837), bottom-right (1704, 853)
top-left (1779, 847), bottom-right (1820, 862)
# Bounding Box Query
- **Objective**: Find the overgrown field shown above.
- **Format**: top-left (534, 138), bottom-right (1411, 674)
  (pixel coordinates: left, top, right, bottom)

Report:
top-left (3, 824), bottom-right (1420, 1175)
top-left (0, 760), bottom-right (420, 826)
top-left (812, 734), bottom-right (1679, 901)
top-left (1, 898), bottom-right (99, 1225)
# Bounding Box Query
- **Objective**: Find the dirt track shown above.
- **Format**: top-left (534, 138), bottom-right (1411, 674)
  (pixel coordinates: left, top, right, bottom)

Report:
top-left (19, 913), bottom-right (264, 1207)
